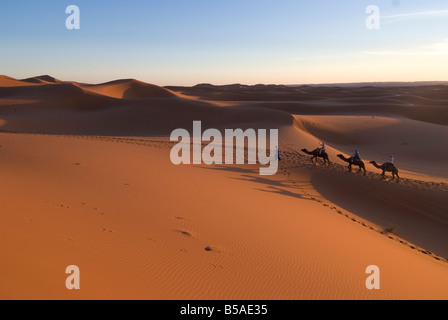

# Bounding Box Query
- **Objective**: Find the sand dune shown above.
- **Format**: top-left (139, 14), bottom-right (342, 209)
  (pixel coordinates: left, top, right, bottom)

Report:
top-left (21, 75), bottom-right (63, 85)
top-left (81, 79), bottom-right (175, 99)
top-left (168, 84), bottom-right (448, 125)
top-left (0, 133), bottom-right (447, 300)
top-left (0, 77), bottom-right (292, 135)
top-left (0, 98), bottom-right (291, 136)
top-left (295, 115), bottom-right (448, 179)
top-left (0, 82), bottom-right (120, 112)
top-left (1, 76), bottom-right (447, 300)
top-left (0, 75), bottom-right (38, 87)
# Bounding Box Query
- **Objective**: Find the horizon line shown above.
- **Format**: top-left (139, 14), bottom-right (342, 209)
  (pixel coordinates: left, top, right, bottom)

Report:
top-left (3, 74), bottom-right (448, 88)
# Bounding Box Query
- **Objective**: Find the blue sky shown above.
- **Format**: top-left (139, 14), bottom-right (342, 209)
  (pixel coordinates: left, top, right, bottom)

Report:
top-left (1, 0), bottom-right (447, 85)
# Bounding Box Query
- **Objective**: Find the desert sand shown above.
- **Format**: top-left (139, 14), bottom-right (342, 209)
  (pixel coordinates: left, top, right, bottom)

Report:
top-left (0, 76), bottom-right (447, 300)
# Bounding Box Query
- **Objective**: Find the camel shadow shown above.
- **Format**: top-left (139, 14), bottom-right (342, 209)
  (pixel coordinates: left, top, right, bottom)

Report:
top-left (254, 186), bottom-right (308, 201)
top-left (202, 165), bottom-right (293, 189)
top-left (233, 174), bottom-right (291, 188)
top-left (240, 175), bottom-right (319, 203)
top-left (201, 165), bottom-right (322, 205)
top-left (201, 165), bottom-right (259, 175)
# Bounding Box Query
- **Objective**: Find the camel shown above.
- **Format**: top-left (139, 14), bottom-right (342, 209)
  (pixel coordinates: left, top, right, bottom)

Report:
top-left (301, 148), bottom-right (330, 165)
top-left (370, 161), bottom-right (400, 182)
top-left (337, 154), bottom-right (366, 175)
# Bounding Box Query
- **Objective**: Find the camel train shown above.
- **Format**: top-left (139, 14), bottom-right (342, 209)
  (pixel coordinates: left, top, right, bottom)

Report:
top-left (300, 146), bottom-right (400, 182)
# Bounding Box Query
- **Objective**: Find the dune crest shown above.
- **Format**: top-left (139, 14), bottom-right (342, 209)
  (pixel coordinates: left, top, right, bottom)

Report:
top-left (81, 79), bottom-right (174, 99)
top-left (0, 75), bottom-right (38, 87)
top-left (21, 75), bottom-right (63, 84)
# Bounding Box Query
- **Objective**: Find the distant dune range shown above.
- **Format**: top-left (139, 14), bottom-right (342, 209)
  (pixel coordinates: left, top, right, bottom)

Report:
top-left (1, 76), bottom-right (447, 134)
top-left (167, 83), bottom-right (448, 125)
top-left (1, 75), bottom-right (447, 178)
top-left (0, 76), bottom-right (291, 136)
top-left (1, 75), bottom-right (448, 299)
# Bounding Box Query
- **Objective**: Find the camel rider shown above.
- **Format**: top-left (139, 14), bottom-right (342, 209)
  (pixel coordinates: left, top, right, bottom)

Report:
top-left (353, 149), bottom-right (360, 161)
top-left (276, 146), bottom-right (281, 161)
top-left (387, 155), bottom-right (394, 164)
top-left (319, 142), bottom-right (326, 156)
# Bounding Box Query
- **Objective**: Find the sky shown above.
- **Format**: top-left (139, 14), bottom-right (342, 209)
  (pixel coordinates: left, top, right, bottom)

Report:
top-left (1, 0), bottom-right (447, 85)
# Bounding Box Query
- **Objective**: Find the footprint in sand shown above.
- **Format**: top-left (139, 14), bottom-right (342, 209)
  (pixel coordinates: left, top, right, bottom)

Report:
top-left (53, 203), bottom-right (70, 209)
top-left (205, 246), bottom-right (222, 253)
top-left (172, 218), bottom-right (226, 255)
top-left (176, 230), bottom-right (193, 238)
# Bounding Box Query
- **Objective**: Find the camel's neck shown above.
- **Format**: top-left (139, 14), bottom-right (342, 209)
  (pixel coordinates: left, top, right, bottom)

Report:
top-left (337, 155), bottom-right (350, 162)
top-left (371, 161), bottom-right (382, 169)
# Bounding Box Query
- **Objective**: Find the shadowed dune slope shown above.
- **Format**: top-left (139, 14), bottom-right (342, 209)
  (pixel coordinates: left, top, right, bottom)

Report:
top-left (0, 77), bottom-right (292, 135)
top-left (168, 84), bottom-right (448, 125)
top-left (0, 82), bottom-right (120, 111)
top-left (0, 101), bottom-right (292, 136)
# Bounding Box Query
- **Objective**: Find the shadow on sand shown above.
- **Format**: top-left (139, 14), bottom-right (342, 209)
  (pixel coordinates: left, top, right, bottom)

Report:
top-left (202, 165), bottom-right (317, 203)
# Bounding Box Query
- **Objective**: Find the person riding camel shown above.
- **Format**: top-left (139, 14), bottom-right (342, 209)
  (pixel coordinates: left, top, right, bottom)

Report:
top-left (319, 142), bottom-right (326, 156)
top-left (352, 149), bottom-right (360, 161)
top-left (387, 155), bottom-right (394, 164)
top-left (276, 146), bottom-right (281, 161)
